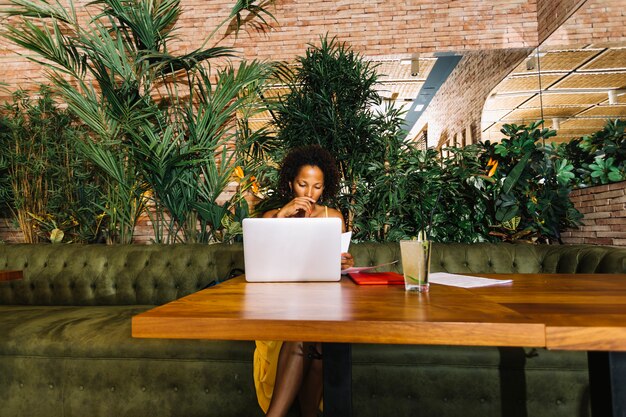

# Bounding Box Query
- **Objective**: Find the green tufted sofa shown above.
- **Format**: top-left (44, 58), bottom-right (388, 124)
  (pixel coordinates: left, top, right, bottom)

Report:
top-left (1, 242), bottom-right (626, 417)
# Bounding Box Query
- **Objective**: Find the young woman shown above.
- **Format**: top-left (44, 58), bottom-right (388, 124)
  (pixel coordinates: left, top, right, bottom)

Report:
top-left (254, 145), bottom-right (354, 417)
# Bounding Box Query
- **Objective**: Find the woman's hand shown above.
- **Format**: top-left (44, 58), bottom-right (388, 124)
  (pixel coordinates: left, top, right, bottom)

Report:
top-left (276, 197), bottom-right (316, 218)
top-left (341, 252), bottom-right (354, 270)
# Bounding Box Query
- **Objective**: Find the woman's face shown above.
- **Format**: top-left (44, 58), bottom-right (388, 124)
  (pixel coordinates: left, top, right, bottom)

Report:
top-left (291, 165), bottom-right (325, 202)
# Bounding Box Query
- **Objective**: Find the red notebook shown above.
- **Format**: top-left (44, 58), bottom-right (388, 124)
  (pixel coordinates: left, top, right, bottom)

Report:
top-left (348, 271), bottom-right (404, 285)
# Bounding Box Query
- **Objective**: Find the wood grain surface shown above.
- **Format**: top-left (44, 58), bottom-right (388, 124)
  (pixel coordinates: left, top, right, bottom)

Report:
top-left (132, 276), bottom-right (546, 347)
top-left (471, 273), bottom-right (626, 351)
top-left (0, 270), bottom-right (22, 281)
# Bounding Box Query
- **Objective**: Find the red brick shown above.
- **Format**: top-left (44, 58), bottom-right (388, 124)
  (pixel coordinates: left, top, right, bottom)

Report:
top-left (583, 212), bottom-right (612, 220)
top-left (595, 190), bottom-right (625, 200)
top-left (596, 218), bottom-right (626, 225)
top-left (596, 231), bottom-right (626, 238)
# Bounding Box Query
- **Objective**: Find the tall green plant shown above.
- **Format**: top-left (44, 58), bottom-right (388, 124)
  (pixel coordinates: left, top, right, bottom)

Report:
top-left (248, 35), bottom-right (405, 227)
top-left (0, 87), bottom-right (104, 243)
top-left (3, 0), bottom-right (275, 243)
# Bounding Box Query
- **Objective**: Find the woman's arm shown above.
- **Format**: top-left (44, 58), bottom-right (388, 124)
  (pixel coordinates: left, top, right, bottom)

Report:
top-left (264, 197), bottom-right (316, 218)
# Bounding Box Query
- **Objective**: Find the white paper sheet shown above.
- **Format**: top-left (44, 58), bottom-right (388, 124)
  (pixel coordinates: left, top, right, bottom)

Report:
top-left (341, 232), bottom-right (352, 253)
top-left (429, 272), bottom-right (512, 288)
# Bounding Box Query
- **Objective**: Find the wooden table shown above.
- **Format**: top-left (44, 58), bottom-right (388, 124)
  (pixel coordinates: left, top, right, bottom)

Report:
top-left (0, 270), bottom-right (23, 281)
top-left (132, 274), bottom-right (626, 417)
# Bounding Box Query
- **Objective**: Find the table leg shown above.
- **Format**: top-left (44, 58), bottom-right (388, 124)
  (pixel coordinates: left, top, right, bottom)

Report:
top-left (322, 342), bottom-right (352, 417)
top-left (588, 351), bottom-right (626, 417)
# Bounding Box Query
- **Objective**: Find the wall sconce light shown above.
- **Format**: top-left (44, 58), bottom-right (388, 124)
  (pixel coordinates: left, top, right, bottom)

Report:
top-left (526, 56), bottom-right (536, 71)
top-left (552, 118), bottom-right (561, 130)
top-left (609, 90), bottom-right (618, 105)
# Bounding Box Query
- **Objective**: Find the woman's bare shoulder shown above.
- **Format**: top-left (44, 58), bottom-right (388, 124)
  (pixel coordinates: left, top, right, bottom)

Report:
top-left (325, 207), bottom-right (344, 219)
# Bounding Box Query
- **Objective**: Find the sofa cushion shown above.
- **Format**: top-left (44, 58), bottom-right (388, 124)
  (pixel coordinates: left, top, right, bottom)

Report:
top-left (0, 305), bottom-right (253, 360)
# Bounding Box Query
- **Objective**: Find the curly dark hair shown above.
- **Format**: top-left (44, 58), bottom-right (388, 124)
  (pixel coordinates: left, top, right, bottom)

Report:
top-left (278, 145), bottom-right (341, 201)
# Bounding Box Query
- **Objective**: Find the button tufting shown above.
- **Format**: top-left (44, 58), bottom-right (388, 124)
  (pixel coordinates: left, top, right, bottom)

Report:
top-left (79, 385), bottom-right (84, 391)
top-left (19, 383), bottom-right (23, 388)
top-left (141, 386), bottom-right (146, 392)
top-left (205, 388), bottom-right (210, 394)
top-left (237, 388), bottom-right (243, 394)
top-left (173, 386), bottom-right (178, 392)
top-left (49, 384), bottom-right (54, 389)
top-left (110, 386), bottom-right (115, 392)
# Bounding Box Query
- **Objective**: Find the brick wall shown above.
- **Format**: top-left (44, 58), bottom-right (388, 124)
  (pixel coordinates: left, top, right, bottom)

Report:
top-left (0, 219), bottom-right (22, 244)
top-left (542, 0), bottom-right (626, 47)
top-left (561, 181), bottom-right (626, 246)
top-left (537, 0), bottom-right (588, 44)
top-left (0, 0), bottom-right (554, 103)
top-left (418, 48), bottom-right (532, 148)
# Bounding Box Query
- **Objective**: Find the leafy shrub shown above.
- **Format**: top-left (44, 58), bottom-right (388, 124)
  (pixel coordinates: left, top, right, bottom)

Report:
top-left (556, 119), bottom-right (626, 187)
top-left (482, 121), bottom-right (582, 243)
top-left (0, 87), bottom-right (104, 243)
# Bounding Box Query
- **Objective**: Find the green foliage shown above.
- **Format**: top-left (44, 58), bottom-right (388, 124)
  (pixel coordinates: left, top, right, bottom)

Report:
top-left (246, 35), bottom-right (406, 226)
top-left (0, 87), bottom-right (105, 243)
top-left (556, 119), bottom-right (626, 187)
top-left (243, 37), bottom-right (580, 244)
top-left (3, 0), bottom-right (274, 243)
top-left (483, 121), bottom-right (582, 243)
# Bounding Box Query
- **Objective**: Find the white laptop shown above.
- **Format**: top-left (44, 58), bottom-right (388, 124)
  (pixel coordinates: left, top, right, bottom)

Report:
top-left (242, 217), bottom-right (342, 282)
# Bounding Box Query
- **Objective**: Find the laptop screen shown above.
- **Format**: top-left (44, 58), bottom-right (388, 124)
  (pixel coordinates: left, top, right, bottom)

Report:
top-left (242, 217), bottom-right (342, 282)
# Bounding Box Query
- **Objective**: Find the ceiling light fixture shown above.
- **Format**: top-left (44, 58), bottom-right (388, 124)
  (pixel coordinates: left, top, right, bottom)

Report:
top-left (411, 58), bottom-right (419, 77)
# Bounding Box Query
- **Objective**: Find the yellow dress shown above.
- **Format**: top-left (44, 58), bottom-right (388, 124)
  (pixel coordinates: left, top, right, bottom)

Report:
top-left (253, 340), bottom-right (283, 413)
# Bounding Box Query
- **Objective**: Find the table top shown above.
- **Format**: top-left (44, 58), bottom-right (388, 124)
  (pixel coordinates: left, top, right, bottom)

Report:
top-left (0, 270), bottom-right (23, 281)
top-left (133, 273), bottom-right (626, 351)
top-left (133, 273), bottom-right (626, 350)
top-left (474, 273), bottom-right (626, 351)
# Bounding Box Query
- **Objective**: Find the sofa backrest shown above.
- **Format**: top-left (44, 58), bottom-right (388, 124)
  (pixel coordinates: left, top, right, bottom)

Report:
top-left (2, 242), bottom-right (625, 306)
top-left (0, 244), bottom-right (244, 306)
top-left (350, 242), bottom-right (626, 275)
